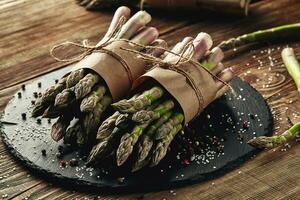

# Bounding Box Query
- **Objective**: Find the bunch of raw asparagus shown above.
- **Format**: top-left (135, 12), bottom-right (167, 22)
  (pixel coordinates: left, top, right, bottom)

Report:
top-left (32, 7), bottom-right (165, 148)
top-left (87, 33), bottom-right (235, 171)
top-left (77, 0), bottom-right (251, 16)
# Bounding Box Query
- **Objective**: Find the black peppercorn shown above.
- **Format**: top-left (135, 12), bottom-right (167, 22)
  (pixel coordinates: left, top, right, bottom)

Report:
top-left (33, 92), bottom-right (38, 98)
top-left (60, 160), bottom-right (67, 167)
top-left (21, 113), bottom-right (26, 120)
top-left (41, 149), bottom-right (46, 156)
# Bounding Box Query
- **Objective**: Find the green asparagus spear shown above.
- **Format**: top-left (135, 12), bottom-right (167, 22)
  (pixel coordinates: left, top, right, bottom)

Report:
top-left (74, 73), bottom-right (100, 100)
top-left (133, 111), bottom-right (172, 170)
top-left (116, 123), bottom-right (149, 166)
top-left (115, 113), bottom-right (132, 129)
top-left (248, 121), bottom-right (300, 149)
top-left (218, 23), bottom-right (300, 51)
top-left (64, 120), bottom-right (81, 145)
top-left (66, 69), bottom-right (86, 88)
top-left (155, 113), bottom-right (184, 140)
top-left (87, 127), bottom-right (122, 165)
top-left (32, 77), bottom-right (67, 117)
top-left (51, 115), bottom-right (73, 141)
top-left (80, 85), bottom-right (106, 112)
top-left (132, 100), bottom-right (175, 123)
top-left (150, 124), bottom-right (183, 167)
top-left (83, 96), bottom-right (112, 140)
top-left (112, 86), bottom-right (164, 113)
top-left (116, 100), bottom-right (175, 166)
top-left (96, 112), bottom-right (121, 141)
top-left (54, 88), bottom-right (76, 109)
top-left (281, 47), bottom-right (300, 92)
top-left (42, 105), bottom-right (64, 118)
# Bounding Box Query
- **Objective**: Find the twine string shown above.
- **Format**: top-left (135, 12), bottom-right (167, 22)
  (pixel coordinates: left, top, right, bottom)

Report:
top-left (50, 16), bottom-right (126, 63)
top-left (121, 42), bottom-right (234, 114)
top-left (49, 16), bottom-right (138, 85)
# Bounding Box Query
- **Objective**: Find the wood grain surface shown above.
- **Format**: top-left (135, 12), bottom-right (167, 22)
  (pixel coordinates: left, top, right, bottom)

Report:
top-left (0, 0), bottom-right (300, 199)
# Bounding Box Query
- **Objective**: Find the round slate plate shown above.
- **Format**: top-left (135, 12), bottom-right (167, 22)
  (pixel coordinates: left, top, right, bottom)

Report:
top-left (0, 68), bottom-right (273, 192)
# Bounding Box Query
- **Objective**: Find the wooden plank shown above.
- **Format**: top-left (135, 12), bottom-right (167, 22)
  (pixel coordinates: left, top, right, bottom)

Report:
top-left (0, 0), bottom-right (300, 199)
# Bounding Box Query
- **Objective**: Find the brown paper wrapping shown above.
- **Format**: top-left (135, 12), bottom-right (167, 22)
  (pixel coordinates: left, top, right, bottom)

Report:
top-left (70, 40), bottom-right (145, 101)
top-left (145, 0), bottom-right (251, 15)
top-left (135, 62), bottom-right (218, 124)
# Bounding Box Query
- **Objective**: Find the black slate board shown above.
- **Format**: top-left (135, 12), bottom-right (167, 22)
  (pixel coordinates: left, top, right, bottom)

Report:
top-left (0, 68), bottom-right (273, 192)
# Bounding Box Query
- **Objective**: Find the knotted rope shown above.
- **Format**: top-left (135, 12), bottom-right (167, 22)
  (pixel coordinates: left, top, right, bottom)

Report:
top-left (49, 16), bottom-right (137, 85)
top-left (121, 41), bottom-right (234, 114)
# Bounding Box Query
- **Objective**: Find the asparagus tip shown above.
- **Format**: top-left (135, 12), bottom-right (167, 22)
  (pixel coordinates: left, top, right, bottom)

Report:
top-left (247, 136), bottom-right (275, 149)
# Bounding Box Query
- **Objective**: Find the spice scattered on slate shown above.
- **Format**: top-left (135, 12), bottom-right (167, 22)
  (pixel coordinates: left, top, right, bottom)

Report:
top-left (243, 121), bottom-right (249, 129)
top-left (21, 113), bottom-right (26, 120)
top-left (33, 92), bottom-right (38, 98)
top-left (41, 149), bottom-right (46, 156)
top-left (60, 160), bottom-right (67, 167)
top-left (69, 158), bottom-right (79, 167)
top-left (17, 92), bottom-right (22, 98)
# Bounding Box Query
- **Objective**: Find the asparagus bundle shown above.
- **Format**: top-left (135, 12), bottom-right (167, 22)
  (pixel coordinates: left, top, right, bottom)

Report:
top-left (32, 7), bottom-right (167, 148)
top-left (77, 0), bottom-right (251, 16)
top-left (87, 33), bottom-right (235, 171)
top-left (248, 47), bottom-right (300, 149)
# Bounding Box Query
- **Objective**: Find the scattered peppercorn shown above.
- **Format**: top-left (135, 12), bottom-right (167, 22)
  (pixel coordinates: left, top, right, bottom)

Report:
top-left (182, 159), bottom-right (190, 165)
top-left (17, 92), bottom-right (22, 98)
top-left (38, 82), bottom-right (42, 88)
top-left (21, 113), bottom-right (26, 120)
top-left (55, 79), bottom-right (59, 84)
top-left (21, 84), bottom-right (26, 90)
top-left (33, 92), bottom-right (38, 98)
top-left (69, 158), bottom-right (79, 167)
top-left (243, 121), bottom-right (249, 129)
top-left (48, 118), bottom-right (51, 124)
top-left (31, 100), bottom-right (36, 105)
top-left (37, 118), bottom-right (41, 124)
top-left (38, 92), bottom-right (42, 98)
top-left (60, 160), bottom-right (67, 167)
top-left (41, 149), bottom-right (46, 156)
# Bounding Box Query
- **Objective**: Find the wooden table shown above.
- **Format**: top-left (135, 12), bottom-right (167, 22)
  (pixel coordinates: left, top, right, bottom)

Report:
top-left (1, 0), bottom-right (299, 199)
